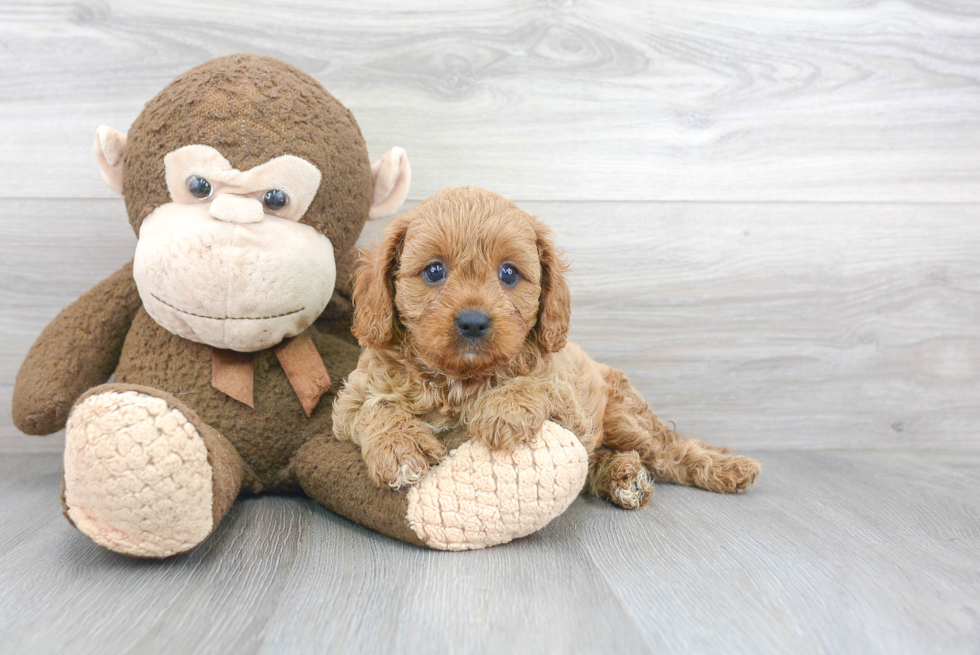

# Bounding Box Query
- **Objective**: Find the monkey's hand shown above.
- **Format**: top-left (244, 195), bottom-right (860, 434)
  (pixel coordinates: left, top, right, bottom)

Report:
top-left (12, 262), bottom-right (141, 435)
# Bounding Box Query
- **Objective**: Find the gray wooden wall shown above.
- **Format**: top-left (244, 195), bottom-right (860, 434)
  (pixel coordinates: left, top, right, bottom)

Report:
top-left (2, 0), bottom-right (978, 453)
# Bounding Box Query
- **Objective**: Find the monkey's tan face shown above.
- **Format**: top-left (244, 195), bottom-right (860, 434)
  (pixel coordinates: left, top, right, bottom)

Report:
top-left (133, 145), bottom-right (334, 352)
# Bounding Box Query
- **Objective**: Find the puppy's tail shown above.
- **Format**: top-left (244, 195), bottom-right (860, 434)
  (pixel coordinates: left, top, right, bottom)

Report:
top-left (641, 418), bottom-right (761, 494)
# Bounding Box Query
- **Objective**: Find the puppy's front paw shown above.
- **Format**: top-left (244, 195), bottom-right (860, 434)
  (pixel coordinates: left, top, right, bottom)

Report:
top-left (468, 401), bottom-right (548, 454)
top-left (362, 430), bottom-right (446, 490)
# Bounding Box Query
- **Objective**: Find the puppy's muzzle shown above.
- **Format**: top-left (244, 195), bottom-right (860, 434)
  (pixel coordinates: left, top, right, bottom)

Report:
top-left (455, 310), bottom-right (492, 341)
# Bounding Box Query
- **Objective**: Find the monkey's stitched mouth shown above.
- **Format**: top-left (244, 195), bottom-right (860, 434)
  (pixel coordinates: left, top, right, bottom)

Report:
top-left (151, 294), bottom-right (304, 321)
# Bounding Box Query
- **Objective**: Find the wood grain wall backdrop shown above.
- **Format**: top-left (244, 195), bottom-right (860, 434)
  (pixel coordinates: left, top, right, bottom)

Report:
top-left (1, 0), bottom-right (979, 202)
top-left (1, 0), bottom-right (978, 451)
top-left (4, 200), bottom-right (978, 452)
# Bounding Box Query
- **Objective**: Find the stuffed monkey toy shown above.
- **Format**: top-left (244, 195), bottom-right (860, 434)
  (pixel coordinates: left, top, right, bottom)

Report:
top-left (11, 55), bottom-right (587, 556)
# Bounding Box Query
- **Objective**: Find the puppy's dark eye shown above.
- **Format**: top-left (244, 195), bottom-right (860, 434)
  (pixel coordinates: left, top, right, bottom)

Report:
top-left (499, 263), bottom-right (519, 287)
top-left (423, 261), bottom-right (446, 284)
top-left (187, 176), bottom-right (212, 199)
top-left (263, 189), bottom-right (289, 211)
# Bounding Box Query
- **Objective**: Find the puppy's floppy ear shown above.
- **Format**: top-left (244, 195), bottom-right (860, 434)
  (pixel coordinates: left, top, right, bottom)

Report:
top-left (532, 219), bottom-right (571, 353)
top-left (352, 214), bottom-right (411, 348)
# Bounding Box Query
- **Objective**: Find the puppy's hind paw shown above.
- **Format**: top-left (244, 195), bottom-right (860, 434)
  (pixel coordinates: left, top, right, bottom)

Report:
top-left (363, 431), bottom-right (446, 490)
top-left (703, 454), bottom-right (762, 494)
top-left (590, 450), bottom-right (654, 510)
top-left (612, 469), bottom-right (654, 510)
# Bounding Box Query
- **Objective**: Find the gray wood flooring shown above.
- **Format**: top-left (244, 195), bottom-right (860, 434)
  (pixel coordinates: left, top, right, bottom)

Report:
top-left (1, 451), bottom-right (977, 654)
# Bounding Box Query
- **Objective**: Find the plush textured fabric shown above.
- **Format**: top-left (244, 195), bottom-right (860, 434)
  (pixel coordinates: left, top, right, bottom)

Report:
top-left (64, 389), bottom-right (215, 558)
top-left (211, 349), bottom-right (256, 407)
top-left (369, 147), bottom-right (412, 220)
top-left (273, 333), bottom-right (332, 417)
top-left (49, 302), bottom-right (591, 553)
top-left (26, 282), bottom-right (591, 552)
top-left (93, 125), bottom-right (126, 194)
top-left (134, 201), bottom-right (336, 352)
top-left (292, 437), bottom-right (427, 547)
top-left (121, 54), bottom-right (373, 268)
top-left (15, 55), bottom-right (588, 556)
top-left (405, 421), bottom-right (589, 550)
top-left (63, 383), bottom-right (247, 558)
top-left (163, 146), bottom-right (323, 222)
top-left (115, 309), bottom-right (354, 493)
top-left (293, 424), bottom-right (588, 552)
top-left (12, 262), bottom-right (142, 435)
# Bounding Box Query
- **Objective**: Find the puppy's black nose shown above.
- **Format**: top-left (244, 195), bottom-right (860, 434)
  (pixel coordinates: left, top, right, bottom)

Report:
top-left (455, 311), bottom-right (492, 340)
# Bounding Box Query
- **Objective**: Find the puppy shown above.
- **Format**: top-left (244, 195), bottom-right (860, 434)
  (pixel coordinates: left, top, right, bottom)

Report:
top-left (333, 187), bottom-right (761, 508)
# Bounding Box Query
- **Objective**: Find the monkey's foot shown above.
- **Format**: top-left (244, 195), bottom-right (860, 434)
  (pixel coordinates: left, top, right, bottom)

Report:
top-left (296, 421), bottom-right (589, 551)
top-left (405, 421), bottom-right (589, 550)
top-left (63, 386), bottom-right (216, 558)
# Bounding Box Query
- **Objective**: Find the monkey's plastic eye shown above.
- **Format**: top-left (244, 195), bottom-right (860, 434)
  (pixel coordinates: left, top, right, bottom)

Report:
top-left (499, 263), bottom-right (519, 287)
top-left (423, 261), bottom-right (446, 284)
top-left (263, 190), bottom-right (289, 211)
top-left (186, 176), bottom-right (212, 199)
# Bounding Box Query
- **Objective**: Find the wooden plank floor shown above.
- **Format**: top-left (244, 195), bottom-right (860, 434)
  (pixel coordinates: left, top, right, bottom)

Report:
top-left (1, 450), bottom-right (977, 654)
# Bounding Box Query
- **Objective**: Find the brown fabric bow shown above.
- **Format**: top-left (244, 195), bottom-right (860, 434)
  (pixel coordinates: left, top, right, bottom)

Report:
top-left (211, 331), bottom-right (331, 417)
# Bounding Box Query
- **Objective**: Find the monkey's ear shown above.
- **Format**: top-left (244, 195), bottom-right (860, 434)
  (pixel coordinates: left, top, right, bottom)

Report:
top-left (368, 147), bottom-right (411, 220)
top-left (93, 126), bottom-right (127, 196)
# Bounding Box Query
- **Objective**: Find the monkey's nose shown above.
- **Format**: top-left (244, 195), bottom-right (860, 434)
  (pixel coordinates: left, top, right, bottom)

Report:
top-left (455, 311), bottom-right (492, 341)
top-left (209, 194), bottom-right (264, 224)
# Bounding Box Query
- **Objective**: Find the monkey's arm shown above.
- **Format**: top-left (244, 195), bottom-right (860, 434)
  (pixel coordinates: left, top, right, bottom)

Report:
top-left (12, 261), bottom-right (142, 435)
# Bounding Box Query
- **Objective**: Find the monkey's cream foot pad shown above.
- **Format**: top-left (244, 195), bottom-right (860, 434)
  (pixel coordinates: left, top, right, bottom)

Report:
top-left (405, 421), bottom-right (589, 551)
top-left (63, 390), bottom-right (214, 558)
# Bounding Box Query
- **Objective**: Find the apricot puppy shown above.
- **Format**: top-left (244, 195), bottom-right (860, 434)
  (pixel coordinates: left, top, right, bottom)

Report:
top-left (333, 187), bottom-right (761, 507)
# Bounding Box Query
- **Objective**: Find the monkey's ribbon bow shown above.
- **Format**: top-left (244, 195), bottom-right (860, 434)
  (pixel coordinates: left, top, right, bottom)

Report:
top-left (210, 331), bottom-right (331, 417)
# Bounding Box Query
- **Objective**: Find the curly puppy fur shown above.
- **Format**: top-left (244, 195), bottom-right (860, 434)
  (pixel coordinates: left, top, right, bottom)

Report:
top-left (333, 187), bottom-right (761, 505)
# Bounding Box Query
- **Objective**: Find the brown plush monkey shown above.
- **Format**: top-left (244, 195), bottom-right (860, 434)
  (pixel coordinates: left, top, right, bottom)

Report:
top-left (12, 55), bottom-right (588, 557)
